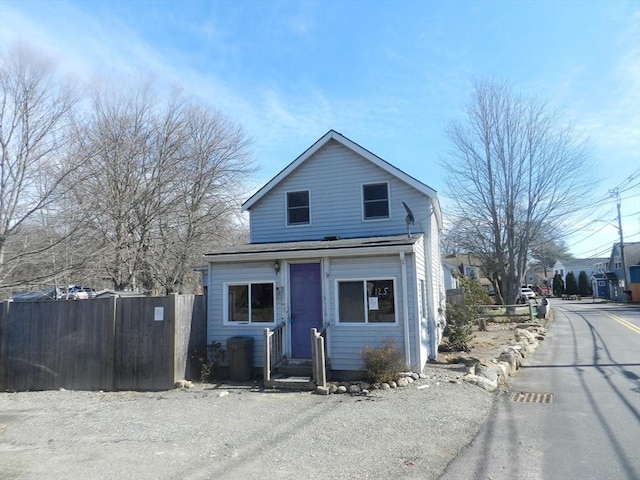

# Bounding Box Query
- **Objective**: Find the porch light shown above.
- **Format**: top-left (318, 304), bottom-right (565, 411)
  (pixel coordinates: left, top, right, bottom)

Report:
top-left (274, 260), bottom-right (280, 273)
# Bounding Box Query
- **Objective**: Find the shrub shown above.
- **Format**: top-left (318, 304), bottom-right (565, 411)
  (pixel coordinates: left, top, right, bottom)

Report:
top-left (199, 341), bottom-right (227, 382)
top-left (360, 338), bottom-right (408, 384)
top-left (443, 302), bottom-right (475, 351)
top-left (442, 277), bottom-right (487, 351)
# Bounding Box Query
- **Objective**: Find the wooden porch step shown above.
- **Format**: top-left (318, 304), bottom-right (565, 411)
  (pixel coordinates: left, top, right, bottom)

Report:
top-left (267, 374), bottom-right (316, 391)
top-left (277, 359), bottom-right (313, 376)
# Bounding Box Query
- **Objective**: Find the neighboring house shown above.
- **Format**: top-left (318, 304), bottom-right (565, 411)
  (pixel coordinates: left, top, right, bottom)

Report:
top-left (443, 254), bottom-right (493, 294)
top-left (606, 242), bottom-right (640, 302)
top-left (442, 261), bottom-right (460, 291)
top-left (202, 130), bottom-right (445, 378)
top-left (553, 258), bottom-right (608, 289)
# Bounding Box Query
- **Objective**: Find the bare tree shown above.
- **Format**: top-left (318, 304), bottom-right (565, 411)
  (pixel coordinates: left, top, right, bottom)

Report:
top-left (443, 80), bottom-right (594, 305)
top-left (67, 80), bottom-right (253, 292)
top-left (0, 44), bottom-right (80, 295)
top-left (147, 104), bottom-right (252, 294)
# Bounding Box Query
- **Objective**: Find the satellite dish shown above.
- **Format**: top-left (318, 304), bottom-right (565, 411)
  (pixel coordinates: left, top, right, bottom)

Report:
top-left (402, 201), bottom-right (415, 238)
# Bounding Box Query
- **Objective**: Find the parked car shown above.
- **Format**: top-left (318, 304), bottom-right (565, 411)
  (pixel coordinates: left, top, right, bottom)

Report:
top-left (520, 287), bottom-right (536, 300)
top-left (66, 285), bottom-right (96, 300)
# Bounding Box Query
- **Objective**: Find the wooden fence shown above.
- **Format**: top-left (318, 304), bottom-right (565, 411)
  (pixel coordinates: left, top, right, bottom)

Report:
top-left (0, 294), bottom-right (206, 392)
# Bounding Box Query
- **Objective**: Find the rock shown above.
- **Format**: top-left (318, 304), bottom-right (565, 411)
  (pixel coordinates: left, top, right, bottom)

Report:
top-left (337, 385), bottom-right (347, 394)
top-left (515, 328), bottom-right (537, 343)
top-left (474, 361), bottom-right (499, 383)
top-left (360, 382), bottom-right (371, 391)
top-left (498, 351), bottom-right (519, 371)
top-left (464, 374), bottom-right (498, 392)
top-left (381, 383), bottom-right (391, 390)
top-left (411, 372), bottom-right (420, 380)
top-left (361, 389), bottom-right (370, 395)
top-left (329, 384), bottom-right (338, 394)
top-left (419, 373), bottom-right (427, 379)
top-left (217, 391), bottom-right (229, 398)
top-left (348, 384), bottom-right (361, 394)
top-left (397, 377), bottom-right (410, 387)
top-left (316, 385), bottom-right (330, 395)
top-left (389, 381), bottom-right (397, 389)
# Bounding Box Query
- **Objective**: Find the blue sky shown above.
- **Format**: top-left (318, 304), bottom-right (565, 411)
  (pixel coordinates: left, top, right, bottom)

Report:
top-left (1, 0), bottom-right (638, 258)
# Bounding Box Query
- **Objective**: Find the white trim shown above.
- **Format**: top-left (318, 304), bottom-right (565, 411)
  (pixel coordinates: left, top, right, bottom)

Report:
top-left (204, 243), bottom-right (417, 264)
top-left (223, 280), bottom-right (277, 326)
top-left (400, 252), bottom-right (411, 366)
top-left (334, 277), bottom-right (399, 325)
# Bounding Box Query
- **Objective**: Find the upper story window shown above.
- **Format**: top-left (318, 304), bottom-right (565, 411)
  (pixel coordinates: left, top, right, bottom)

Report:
top-left (614, 256), bottom-right (622, 269)
top-left (362, 182), bottom-right (389, 220)
top-left (286, 190), bottom-right (310, 226)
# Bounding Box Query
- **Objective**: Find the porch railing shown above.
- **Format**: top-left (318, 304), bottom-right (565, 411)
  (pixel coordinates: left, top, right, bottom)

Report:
top-left (311, 324), bottom-right (329, 388)
top-left (263, 322), bottom-right (286, 385)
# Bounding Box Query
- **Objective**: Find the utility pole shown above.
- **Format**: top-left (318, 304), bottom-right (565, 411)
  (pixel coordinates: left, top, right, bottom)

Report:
top-left (609, 188), bottom-right (628, 299)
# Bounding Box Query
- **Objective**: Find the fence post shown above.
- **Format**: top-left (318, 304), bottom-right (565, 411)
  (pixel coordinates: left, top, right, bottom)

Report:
top-left (170, 293), bottom-right (178, 385)
top-left (311, 328), bottom-right (318, 382)
top-left (528, 302), bottom-right (534, 322)
top-left (316, 334), bottom-right (326, 388)
top-left (263, 328), bottom-right (271, 384)
top-left (0, 300), bottom-right (10, 391)
top-left (106, 296), bottom-right (117, 391)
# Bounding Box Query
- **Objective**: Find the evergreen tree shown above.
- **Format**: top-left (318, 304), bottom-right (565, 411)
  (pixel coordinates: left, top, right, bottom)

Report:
top-left (578, 271), bottom-right (591, 296)
top-left (552, 274), bottom-right (565, 296)
top-left (565, 272), bottom-right (578, 295)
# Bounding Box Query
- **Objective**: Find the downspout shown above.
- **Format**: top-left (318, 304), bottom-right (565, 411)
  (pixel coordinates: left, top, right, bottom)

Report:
top-left (400, 252), bottom-right (411, 368)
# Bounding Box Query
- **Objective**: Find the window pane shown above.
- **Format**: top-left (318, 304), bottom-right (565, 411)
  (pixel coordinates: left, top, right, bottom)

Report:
top-left (364, 200), bottom-right (389, 218)
top-left (288, 207), bottom-right (309, 224)
top-left (338, 281), bottom-right (365, 323)
top-left (366, 280), bottom-right (395, 323)
top-left (228, 285), bottom-right (249, 322)
top-left (287, 191), bottom-right (310, 225)
top-left (251, 283), bottom-right (274, 322)
top-left (363, 184), bottom-right (389, 219)
top-left (287, 191), bottom-right (308, 207)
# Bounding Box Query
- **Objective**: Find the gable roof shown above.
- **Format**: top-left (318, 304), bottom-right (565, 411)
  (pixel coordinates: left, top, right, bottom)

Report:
top-left (612, 241), bottom-right (640, 266)
top-left (556, 258), bottom-right (608, 269)
top-left (242, 130), bottom-right (442, 226)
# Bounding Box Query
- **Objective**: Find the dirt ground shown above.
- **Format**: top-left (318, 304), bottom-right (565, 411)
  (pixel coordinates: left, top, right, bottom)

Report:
top-left (437, 319), bottom-right (542, 365)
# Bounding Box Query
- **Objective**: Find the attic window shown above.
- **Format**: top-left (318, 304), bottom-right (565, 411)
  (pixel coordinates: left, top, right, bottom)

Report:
top-left (363, 183), bottom-right (389, 220)
top-left (287, 190), bottom-right (310, 226)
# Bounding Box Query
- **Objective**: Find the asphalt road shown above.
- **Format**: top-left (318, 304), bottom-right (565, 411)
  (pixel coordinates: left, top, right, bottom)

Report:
top-left (440, 299), bottom-right (640, 480)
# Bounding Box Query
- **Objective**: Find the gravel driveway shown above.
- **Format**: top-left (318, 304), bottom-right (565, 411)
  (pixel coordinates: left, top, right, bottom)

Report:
top-left (0, 363), bottom-right (495, 480)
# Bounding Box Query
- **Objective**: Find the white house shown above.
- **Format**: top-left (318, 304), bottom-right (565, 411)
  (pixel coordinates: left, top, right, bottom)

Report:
top-left (553, 258), bottom-right (608, 287)
top-left (202, 130), bottom-right (445, 379)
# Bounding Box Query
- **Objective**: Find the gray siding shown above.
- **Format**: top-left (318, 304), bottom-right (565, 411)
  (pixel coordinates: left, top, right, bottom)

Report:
top-left (249, 140), bottom-right (433, 243)
top-left (207, 262), bottom-right (281, 367)
top-left (206, 252), bottom-right (426, 372)
top-left (326, 255), bottom-right (418, 371)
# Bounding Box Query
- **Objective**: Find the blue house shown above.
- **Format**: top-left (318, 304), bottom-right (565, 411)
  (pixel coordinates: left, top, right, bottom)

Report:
top-left (606, 241), bottom-right (640, 302)
top-left (202, 130), bottom-right (445, 379)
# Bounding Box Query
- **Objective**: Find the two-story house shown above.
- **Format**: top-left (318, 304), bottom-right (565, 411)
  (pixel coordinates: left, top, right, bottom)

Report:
top-left (606, 242), bottom-right (640, 302)
top-left (202, 130), bottom-right (445, 379)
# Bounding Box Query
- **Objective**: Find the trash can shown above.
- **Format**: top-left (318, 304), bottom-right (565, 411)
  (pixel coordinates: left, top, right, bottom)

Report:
top-left (227, 336), bottom-right (254, 381)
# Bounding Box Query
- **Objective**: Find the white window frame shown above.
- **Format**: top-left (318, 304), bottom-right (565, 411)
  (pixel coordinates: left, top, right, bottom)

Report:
top-left (361, 182), bottom-right (390, 221)
top-left (335, 277), bottom-right (398, 325)
top-left (223, 281), bottom-right (277, 325)
top-left (285, 189), bottom-right (311, 227)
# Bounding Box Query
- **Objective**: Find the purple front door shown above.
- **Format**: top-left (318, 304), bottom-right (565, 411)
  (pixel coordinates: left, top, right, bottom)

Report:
top-left (289, 263), bottom-right (323, 359)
